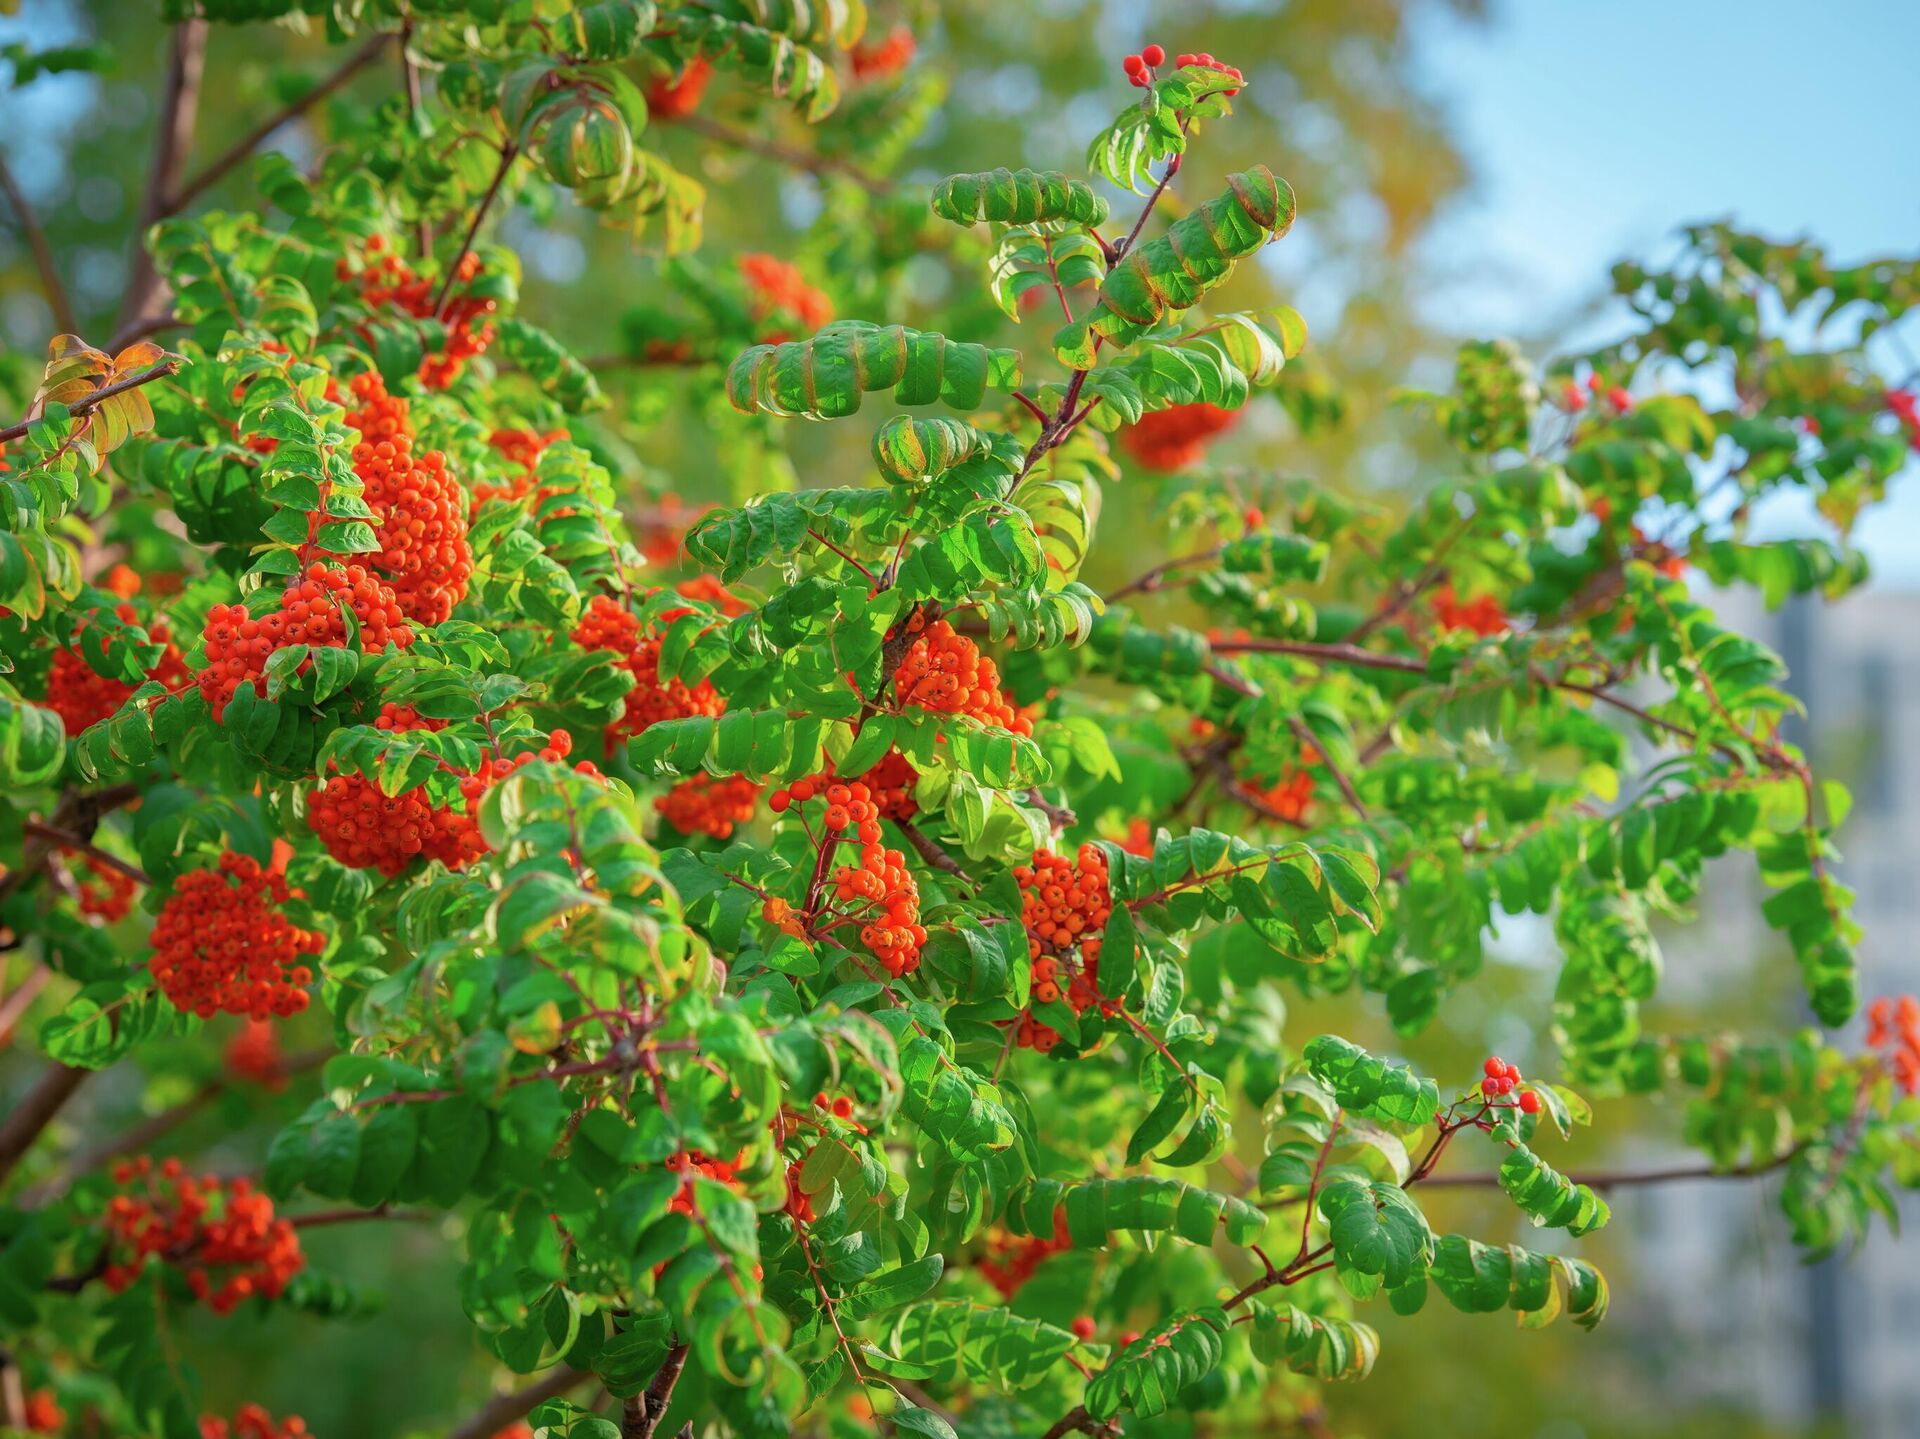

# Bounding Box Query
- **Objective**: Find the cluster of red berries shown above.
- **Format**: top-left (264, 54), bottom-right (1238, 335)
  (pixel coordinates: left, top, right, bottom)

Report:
top-left (337, 236), bottom-right (497, 389)
top-left (453, 727), bottom-right (604, 815)
top-left (570, 594), bottom-right (726, 751)
top-left (664, 1149), bottom-right (743, 1219)
top-left (738, 253), bottom-right (833, 341)
top-left (1481, 1055), bottom-right (1541, 1113)
top-left (71, 851), bottom-right (138, 922)
top-left (893, 614), bottom-right (1033, 735)
top-left (1866, 995), bottom-right (1920, 1094)
top-left (673, 572), bottom-right (751, 618)
top-left (782, 1158), bottom-right (816, 1225)
top-left (859, 747), bottom-right (920, 821)
top-left (850, 25), bottom-right (915, 82)
top-left (1013, 846), bottom-right (1114, 1052)
top-left (636, 493), bottom-right (712, 565)
top-left (197, 565), bottom-right (414, 721)
top-left (200, 1405), bottom-right (309, 1439)
top-left (1120, 402), bottom-right (1241, 471)
top-left (1561, 372), bottom-right (1635, 414)
top-left (645, 55), bottom-right (713, 117)
top-left (1119, 817), bottom-right (1154, 857)
top-left (656, 773), bottom-right (761, 839)
top-left (1884, 389), bottom-right (1920, 452)
top-left (474, 425), bottom-right (569, 508)
top-left (1430, 584), bottom-right (1509, 638)
top-left (22, 1389), bottom-right (62, 1433)
top-left (148, 851), bottom-right (322, 1020)
top-left (831, 842), bottom-right (925, 976)
top-left (307, 703), bottom-right (486, 876)
top-left (976, 1223), bottom-right (1071, 1299)
top-left (224, 1019), bottom-right (286, 1090)
top-left (1122, 45), bottom-right (1243, 93)
top-left (1120, 43), bottom-right (1165, 86)
top-left (768, 774), bottom-right (884, 844)
top-left (102, 1158), bottom-right (305, 1312)
top-left (43, 602), bottom-right (190, 733)
top-left (336, 372), bottom-right (473, 625)
top-left (1246, 767), bottom-right (1314, 824)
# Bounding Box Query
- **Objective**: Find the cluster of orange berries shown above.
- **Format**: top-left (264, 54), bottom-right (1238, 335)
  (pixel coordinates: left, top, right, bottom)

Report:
top-left (645, 55), bottom-right (712, 118)
top-left (337, 236), bottom-right (497, 389)
top-left (1120, 402), bottom-right (1241, 471)
top-left (307, 703), bottom-right (486, 876)
top-left (976, 1223), bottom-right (1071, 1300)
top-left (1560, 371), bottom-right (1634, 414)
top-left (1430, 583), bottom-right (1509, 638)
top-left (1013, 846), bottom-right (1113, 1051)
top-left (474, 425), bottom-right (570, 507)
top-left (200, 1405), bottom-right (309, 1439)
top-left (1246, 767), bottom-right (1314, 824)
top-left (656, 773), bottom-right (761, 839)
top-left (335, 372), bottom-right (473, 625)
top-left (860, 748), bottom-right (919, 821)
top-left (197, 565), bottom-right (414, 721)
top-left (637, 493), bottom-right (710, 565)
top-left (833, 849), bottom-right (925, 975)
top-left (72, 851), bottom-right (138, 922)
top-left (664, 1150), bottom-right (743, 1219)
top-left (22, 1389), bottom-right (62, 1433)
top-left (453, 727), bottom-right (605, 813)
top-left (148, 851), bottom-right (322, 1020)
top-left (1866, 994), bottom-right (1920, 1094)
top-left (893, 614), bottom-right (1033, 735)
top-left (570, 594), bottom-right (726, 751)
top-left (738, 253), bottom-right (833, 340)
top-left (783, 1157), bottom-right (816, 1224)
top-left (102, 1159), bottom-right (305, 1312)
top-left (224, 1019), bottom-right (286, 1089)
top-left (43, 601), bottom-right (189, 733)
top-left (850, 25), bottom-right (915, 82)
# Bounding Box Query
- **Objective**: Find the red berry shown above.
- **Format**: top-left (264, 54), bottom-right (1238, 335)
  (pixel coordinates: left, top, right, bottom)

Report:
top-left (1071, 1315), bottom-right (1096, 1340)
top-left (1502, 1061), bottom-right (1522, 1082)
top-left (1518, 1089), bottom-right (1542, 1115)
top-left (1482, 1056), bottom-right (1505, 1078)
top-left (1141, 43), bottom-right (1165, 66)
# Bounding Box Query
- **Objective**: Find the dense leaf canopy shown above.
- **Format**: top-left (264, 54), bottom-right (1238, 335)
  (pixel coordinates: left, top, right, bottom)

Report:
top-left (1, 5), bottom-right (1918, 1439)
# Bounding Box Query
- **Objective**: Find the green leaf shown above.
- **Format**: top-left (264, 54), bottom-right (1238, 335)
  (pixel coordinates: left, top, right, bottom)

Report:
top-left (931, 168), bottom-right (1110, 228)
top-left (1301, 1036), bottom-right (1439, 1127)
top-left (727, 321), bottom-right (1022, 419)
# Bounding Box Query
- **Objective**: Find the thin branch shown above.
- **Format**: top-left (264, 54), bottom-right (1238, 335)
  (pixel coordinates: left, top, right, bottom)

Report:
top-left (0, 360), bottom-right (183, 445)
top-left (1106, 544), bottom-right (1222, 604)
top-left (895, 818), bottom-right (975, 886)
top-left (1408, 1150), bottom-right (1801, 1191)
top-left (116, 19), bottom-right (207, 332)
top-left (25, 822), bottom-right (151, 886)
top-left (1287, 715), bottom-right (1366, 820)
top-left (445, 1367), bottom-right (593, 1439)
top-left (1208, 636), bottom-right (1427, 674)
top-left (434, 142), bottom-right (518, 319)
top-left (661, 111), bottom-right (891, 196)
top-left (0, 154), bottom-right (75, 332)
top-left (165, 32), bottom-right (395, 216)
top-left (290, 1202), bottom-right (436, 1229)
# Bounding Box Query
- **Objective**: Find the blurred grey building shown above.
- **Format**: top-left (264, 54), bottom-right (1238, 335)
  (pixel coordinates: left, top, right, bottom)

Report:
top-left (1608, 584), bottom-right (1920, 1437)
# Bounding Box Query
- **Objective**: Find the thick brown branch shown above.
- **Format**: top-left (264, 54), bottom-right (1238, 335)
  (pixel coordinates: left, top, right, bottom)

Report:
top-left (165, 32), bottom-right (395, 216)
top-left (622, 1342), bottom-right (689, 1439)
top-left (25, 822), bottom-right (151, 887)
top-left (445, 1367), bottom-right (592, 1439)
top-left (117, 19), bottom-right (207, 332)
top-left (0, 154), bottom-right (75, 332)
top-left (0, 1062), bottom-right (91, 1188)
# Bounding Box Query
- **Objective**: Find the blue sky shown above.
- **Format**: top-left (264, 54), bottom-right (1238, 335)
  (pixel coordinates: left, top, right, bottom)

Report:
top-left (1409, 0), bottom-right (1920, 579)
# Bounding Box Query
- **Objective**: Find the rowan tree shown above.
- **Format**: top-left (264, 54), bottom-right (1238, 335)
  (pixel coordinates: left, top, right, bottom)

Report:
top-left (1, 6), bottom-right (1918, 1439)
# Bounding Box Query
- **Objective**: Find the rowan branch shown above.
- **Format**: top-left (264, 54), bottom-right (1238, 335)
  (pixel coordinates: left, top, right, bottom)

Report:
top-left (434, 141), bottom-right (518, 318)
top-left (165, 32), bottom-right (395, 216)
top-left (0, 360), bottom-right (184, 446)
top-left (0, 1062), bottom-right (91, 1188)
top-left (0, 153), bottom-right (75, 332)
top-left (445, 1367), bottom-right (593, 1439)
top-left (117, 19), bottom-right (207, 332)
top-left (895, 818), bottom-right (975, 886)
